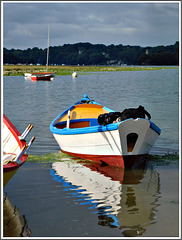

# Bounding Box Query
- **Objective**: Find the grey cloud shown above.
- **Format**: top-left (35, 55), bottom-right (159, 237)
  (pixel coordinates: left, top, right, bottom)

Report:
top-left (3, 2), bottom-right (179, 49)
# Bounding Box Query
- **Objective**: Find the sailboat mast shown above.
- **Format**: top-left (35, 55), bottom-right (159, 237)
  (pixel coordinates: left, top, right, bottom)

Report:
top-left (46, 25), bottom-right (50, 73)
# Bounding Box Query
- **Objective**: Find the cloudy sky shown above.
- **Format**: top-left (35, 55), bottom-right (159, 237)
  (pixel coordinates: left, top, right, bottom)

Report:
top-left (3, 1), bottom-right (180, 50)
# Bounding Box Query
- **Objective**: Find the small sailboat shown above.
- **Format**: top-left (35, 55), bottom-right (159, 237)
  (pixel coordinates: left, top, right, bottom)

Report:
top-left (3, 114), bottom-right (35, 187)
top-left (30, 25), bottom-right (55, 81)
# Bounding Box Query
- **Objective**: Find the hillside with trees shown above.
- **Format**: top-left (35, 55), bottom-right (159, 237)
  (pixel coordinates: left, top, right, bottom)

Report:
top-left (3, 41), bottom-right (179, 66)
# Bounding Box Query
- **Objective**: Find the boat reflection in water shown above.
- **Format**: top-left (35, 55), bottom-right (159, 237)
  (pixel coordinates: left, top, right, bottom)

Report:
top-left (3, 194), bottom-right (31, 237)
top-left (51, 158), bottom-right (160, 237)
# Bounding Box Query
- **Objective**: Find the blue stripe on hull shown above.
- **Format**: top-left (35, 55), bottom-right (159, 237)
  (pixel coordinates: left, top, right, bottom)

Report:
top-left (50, 118), bottom-right (161, 136)
top-left (50, 95), bottom-right (161, 136)
top-left (149, 121), bottom-right (161, 135)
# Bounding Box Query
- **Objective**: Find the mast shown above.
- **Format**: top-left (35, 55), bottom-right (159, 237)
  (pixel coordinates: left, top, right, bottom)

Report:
top-left (46, 25), bottom-right (50, 73)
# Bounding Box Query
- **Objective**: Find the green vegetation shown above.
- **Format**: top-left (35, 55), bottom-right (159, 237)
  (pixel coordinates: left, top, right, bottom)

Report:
top-left (3, 64), bottom-right (178, 76)
top-left (27, 152), bottom-right (179, 168)
top-left (27, 152), bottom-right (86, 163)
top-left (148, 153), bottom-right (179, 167)
top-left (4, 41), bottom-right (179, 67)
top-left (27, 152), bottom-right (70, 163)
top-left (27, 151), bottom-right (179, 164)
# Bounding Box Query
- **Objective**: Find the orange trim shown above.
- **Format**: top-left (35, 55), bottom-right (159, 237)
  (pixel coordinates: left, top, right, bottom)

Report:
top-left (31, 72), bottom-right (53, 75)
top-left (74, 104), bottom-right (104, 108)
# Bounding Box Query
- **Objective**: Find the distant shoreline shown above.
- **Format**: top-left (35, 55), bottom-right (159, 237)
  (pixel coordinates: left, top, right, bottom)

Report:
top-left (3, 65), bottom-right (178, 76)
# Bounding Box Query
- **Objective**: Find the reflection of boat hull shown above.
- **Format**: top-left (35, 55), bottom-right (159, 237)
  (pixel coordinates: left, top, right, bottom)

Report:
top-left (117, 168), bottom-right (160, 237)
top-left (50, 95), bottom-right (161, 168)
top-left (31, 72), bottom-right (55, 81)
top-left (52, 160), bottom-right (123, 214)
top-left (3, 194), bottom-right (31, 237)
top-left (79, 160), bottom-right (125, 183)
top-left (51, 159), bottom-right (159, 235)
top-left (4, 159), bottom-right (27, 187)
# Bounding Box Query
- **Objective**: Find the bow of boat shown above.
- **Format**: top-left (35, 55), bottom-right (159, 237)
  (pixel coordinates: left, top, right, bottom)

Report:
top-left (3, 114), bottom-right (35, 187)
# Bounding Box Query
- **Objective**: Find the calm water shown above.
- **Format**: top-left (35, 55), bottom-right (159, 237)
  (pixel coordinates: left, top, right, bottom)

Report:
top-left (3, 69), bottom-right (180, 237)
top-left (3, 69), bottom-right (179, 155)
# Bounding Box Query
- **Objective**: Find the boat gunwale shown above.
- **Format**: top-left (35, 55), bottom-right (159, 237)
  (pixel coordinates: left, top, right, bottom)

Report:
top-left (3, 114), bottom-right (28, 169)
top-left (50, 117), bottom-right (161, 136)
top-left (3, 114), bottom-right (27, 149)
top-left (3, 155), bottom-right (28, 172)
top-left (50, 100), bottom-right (114, 125)
top-left (50, 98), bottom-right (161, 136)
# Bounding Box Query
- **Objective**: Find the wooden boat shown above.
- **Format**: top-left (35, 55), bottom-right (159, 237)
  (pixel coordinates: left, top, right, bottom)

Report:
top-left (50, 95), bottom-right (161, 168)
top-left (3, 114), bottom-right (35, 187)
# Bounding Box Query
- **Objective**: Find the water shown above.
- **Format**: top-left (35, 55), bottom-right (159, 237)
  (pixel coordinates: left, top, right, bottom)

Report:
top-left (3, 69), bottom-right (180, 237)
top-left (3, 69), bottom-right (179, 155)
top-left (3, 158), bottom-right (179, 237)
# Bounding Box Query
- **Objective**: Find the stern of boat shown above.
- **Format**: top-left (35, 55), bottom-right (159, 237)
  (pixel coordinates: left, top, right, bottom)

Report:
top-left (118, 118), bottom-right (161, 156)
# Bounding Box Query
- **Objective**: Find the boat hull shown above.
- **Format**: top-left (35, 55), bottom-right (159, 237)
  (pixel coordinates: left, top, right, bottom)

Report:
top-left (3, 157), bottom-right (27, 187)
top-left (50, 95), bottom-right (161, 168)
top-left (52, 119), bottom-right (160, 168)
top-left (24, 73), bottom-right (32, 78)
top-left (31, 72), bottom-right (55, 81)
top-left (3, 114), bottom-right (28, 187)
top-left (61, 150), bottom-right (125, 167)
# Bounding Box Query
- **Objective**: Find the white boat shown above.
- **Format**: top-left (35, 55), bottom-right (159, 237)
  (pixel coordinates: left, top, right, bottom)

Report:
top-left (50, 95), bottom-right (161, 168)
top-left (72, 72), bottom-right (77, 78)
top-left (24, 73), bottom-right (32, 78)
top-left (3, 114), bottom-right (35, 187)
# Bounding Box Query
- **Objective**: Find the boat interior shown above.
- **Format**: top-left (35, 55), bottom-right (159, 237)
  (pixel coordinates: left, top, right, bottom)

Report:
top-left (54, 104), bottom-right (109, 129)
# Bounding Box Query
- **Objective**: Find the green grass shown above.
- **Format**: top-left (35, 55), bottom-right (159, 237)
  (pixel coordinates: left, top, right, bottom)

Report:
top-left (147, 153), bottom-right (179, 167)
top-left (3, 64), bottom-right (178, 76)
top-left (27, 152), bottom-right (72, 163)
top-left (27, 152), bottom-right (179, 168)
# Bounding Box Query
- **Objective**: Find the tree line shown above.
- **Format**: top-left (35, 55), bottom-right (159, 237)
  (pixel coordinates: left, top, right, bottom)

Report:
top-left (3, 41), bottom-right (179, 66)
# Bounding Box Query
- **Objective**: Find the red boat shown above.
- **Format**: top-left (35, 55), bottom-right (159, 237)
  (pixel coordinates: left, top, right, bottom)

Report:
top-left (30, 26), bottom-right (55, 81)
top-left (3, 114), bottom-right (35, 187)
top-left (31, 72), bottom-right (55, 81)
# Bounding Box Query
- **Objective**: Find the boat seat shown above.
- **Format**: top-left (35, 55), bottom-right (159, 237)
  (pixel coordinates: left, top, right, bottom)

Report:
top-left (55, 118), bottom-right (99, 129)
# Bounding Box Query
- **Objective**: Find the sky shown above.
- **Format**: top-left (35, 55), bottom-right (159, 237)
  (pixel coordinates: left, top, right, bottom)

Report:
top-left (2, 1), bottom-right (180, 50)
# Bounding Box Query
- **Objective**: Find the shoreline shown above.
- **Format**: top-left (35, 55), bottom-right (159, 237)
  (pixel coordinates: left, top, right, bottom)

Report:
top-left (3, 65), bottom-right (178, 76)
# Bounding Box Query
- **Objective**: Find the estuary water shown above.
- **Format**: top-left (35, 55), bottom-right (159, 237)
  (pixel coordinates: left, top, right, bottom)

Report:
top-left (3, 68), bottom-right (179, 155)
top-left (3, 68), bottom-right (180, 237)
